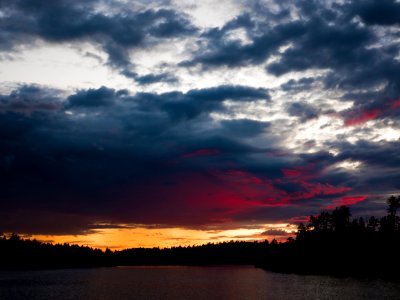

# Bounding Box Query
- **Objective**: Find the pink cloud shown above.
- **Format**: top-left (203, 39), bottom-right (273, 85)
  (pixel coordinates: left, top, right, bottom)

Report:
top-left (344, 97), bottom-right (400, 126)
top-left (183, 148), bottom-right (220, 158)
top-left (324, 195), bottom-right (367, 209)
top-left (344, 109), bottom-right (381, 126)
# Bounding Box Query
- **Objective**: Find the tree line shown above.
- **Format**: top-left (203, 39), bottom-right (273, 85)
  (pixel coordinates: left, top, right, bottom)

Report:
top-left (1, 195), bottom-right (400, 279)
top-left (0, 234), bottom-right (269, 269)
top-left (257, 195), bottom-right (400, 279)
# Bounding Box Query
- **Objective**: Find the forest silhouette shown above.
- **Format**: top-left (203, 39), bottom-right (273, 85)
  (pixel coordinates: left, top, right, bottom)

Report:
top-left (1, 195), bottom-right (400, 279)
top-left (258, 195), bottom-right (400, 279)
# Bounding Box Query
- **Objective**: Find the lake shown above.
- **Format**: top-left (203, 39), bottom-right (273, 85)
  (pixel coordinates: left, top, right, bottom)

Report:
top-left (0, 266), bottom-right (399, 300)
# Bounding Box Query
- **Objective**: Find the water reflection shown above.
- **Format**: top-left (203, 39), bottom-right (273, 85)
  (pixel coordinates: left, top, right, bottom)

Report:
top-left (0, 266), bottom-right (399, 300)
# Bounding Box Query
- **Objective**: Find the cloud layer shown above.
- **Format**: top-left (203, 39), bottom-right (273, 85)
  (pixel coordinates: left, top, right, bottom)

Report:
top-left (0, 0), bottom-right (400, 235)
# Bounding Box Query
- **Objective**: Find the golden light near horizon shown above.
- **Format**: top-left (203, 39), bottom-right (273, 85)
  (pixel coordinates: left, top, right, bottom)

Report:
top-left (29, 223), bottom-right (297, 250)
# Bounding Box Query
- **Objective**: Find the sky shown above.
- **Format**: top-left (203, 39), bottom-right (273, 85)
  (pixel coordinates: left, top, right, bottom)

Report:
top-left (1, 0), bottom-right (400, 249)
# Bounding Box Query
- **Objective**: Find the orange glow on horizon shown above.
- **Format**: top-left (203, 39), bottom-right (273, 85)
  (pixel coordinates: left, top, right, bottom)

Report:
top-left (27, 223), bottom-right (297, 250)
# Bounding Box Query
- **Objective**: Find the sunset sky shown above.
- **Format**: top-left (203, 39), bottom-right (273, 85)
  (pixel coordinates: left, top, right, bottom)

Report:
top-left (1, 0), bottom-right (400, 249)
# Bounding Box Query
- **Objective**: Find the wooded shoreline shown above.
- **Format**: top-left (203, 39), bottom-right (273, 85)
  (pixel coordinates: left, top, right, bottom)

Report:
top-left (2, 196), bottom-right (400, 280)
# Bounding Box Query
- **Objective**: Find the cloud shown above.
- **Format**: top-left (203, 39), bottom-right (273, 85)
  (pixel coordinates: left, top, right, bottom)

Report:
top-left (342, 97), bottom-right (400, 126)
top-left (260, 229), bottom-right (292, 236)
top-left (130, 72), bottom-right (178, 85)
top-left (0, 83), bottom-right (376, 235)
top-left (280, 77), bottom-right (316, 92)
top-left (0, 84), bottom-right (272, 233)
top-left (134, 85), bottom-right (270, 121)
top-left (266, 18), bottom-right (373, 76)
top-left (354, 0), bottom-right (400, 26)
top-left (335, 140), bottom-right (400, 169)
top-left (219, 119), bottom-right (270, 137)
top-left (179, 1), bottom-right (400, 126)
top-left (183, 149), bottom-right (220, 159)
top-left (326, 195), bottom-right (367, 209)
top-left (66, 86), bottom-right (119, 108)
top-left (1, 1), bottom-right (400, 237)
top-left (0, 84), bottom-right (62, 113)
top-left (182, 16), bottom-right (307, 68)
top-left (287, 102), bottom-right (319, 122)
top-left (0, 0), bottom-right (197, 77)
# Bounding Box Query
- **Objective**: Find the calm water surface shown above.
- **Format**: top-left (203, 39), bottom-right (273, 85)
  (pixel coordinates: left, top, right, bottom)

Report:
top-left (0, 266), bottom-right (399, 300)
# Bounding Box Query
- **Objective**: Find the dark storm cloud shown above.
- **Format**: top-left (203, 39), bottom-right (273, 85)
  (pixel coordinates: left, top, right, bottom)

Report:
top-left (0, 84), bottom-right (274, 234)
top-left (181, 17), bottom-right (307, 68)
top-left (0, 84), bottom-right (62, 113)
top-left (182, 1), bottom-right (362, 70)
top-left (219, 119), bottom-right (270, 138)
top-left (0, 211), bottom-right (100, 235)
top-left (280, 77), bottom-right (316, 92)
top-left (287, 102), bottom-right (319, 122)
top-left (335, 140), bottom-right (400, 169)
top-left (132, 73), bottom-right (178, 85)
top-left (66, 86), bottom-right (118, 108)
top-left (353, 0), bottom-right (400, 26)
top-left (0, 0), bottom-right (196, 77)
top-left (233, 205), bottom-right (317, 224)
top-left (1, 0), bottom-right (400, 235)
top-left (181, 1), bottom-right (400, 125)
top-left (121, 70), bottom-right (179, 85)
top-left (266, 18), bottom-right (373, 76)
top-left (131, 85), bottom-right (269, 121)
top-left (0, 83), bottom-right (371, 234)
top-left (309, 139), bottom-right (400, 198)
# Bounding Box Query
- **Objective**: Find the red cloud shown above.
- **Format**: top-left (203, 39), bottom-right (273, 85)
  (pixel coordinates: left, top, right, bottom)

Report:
top-left (183, 148), bottom-right (220, 158)
top-left (337, 195), bottom-right (367, 206)
top-left (288, 182), bottom-right (352, 202)
top-left (219, 169), bottom-right (263, 185)
top-left (282, 168), bottom-right (302, 177)
top-left (390, 99), bottom-right (400, 109)
top-left (114, 163), bottom-right (354, 228)
top-left (344, 109), bottom-right (380, 126)
top-left (281, 163), bottom-right (351, 201)
top-left (344, 97), bottom-right (400, 126)
top-left (282, 164), bottom-right (316, 179)
top-left (288, 215), bottom-right (311, 224)
top-left (324, 195), bottom-right (367, 209)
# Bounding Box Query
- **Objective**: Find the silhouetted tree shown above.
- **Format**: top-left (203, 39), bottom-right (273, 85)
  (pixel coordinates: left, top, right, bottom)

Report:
top-left (385, 195), bottom-right (400, 232)
top-left (387, 195), bottom-right (400, 218)
top-left (259, 200), bottom-right (400, 278)
top-left (358, 217), bottom-right (365, 230)
top-left (296, 223), bottom-right (307, 236)
top-left (3, 197), bottom-right (400, 279)
top-left (367, 216), bottom-right (379, 232)
top-left (331, 206), bottom-right (351, 231)
top-left (286, 237), bottom-right (295, 243)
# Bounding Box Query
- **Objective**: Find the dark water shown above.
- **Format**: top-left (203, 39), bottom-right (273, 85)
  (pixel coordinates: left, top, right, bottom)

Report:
top-left (0, 266), bottom-right (399, 300)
